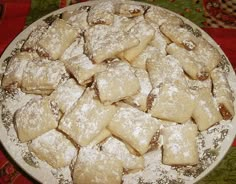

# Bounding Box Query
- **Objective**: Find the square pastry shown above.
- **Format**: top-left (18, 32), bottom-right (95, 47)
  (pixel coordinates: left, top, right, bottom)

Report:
top-left (2, 52), bottom-right (36, 89)
top-left (118, 3), bottom-right (144, 18)
top-left (73, 146), bottom-right (123, 184)
top-left (124, 68), bottom-right (152, 112)
top-left (37, 19), bottom-right (78, 60)
top-left (59, 89), bottom-right (116, 146)
top-left (15, 97), bottom-right (59, 142)
top-left (84, 24), bottom-right (139, 63)
top-left (22, 59), bottom-right (67, 95)
top-left (102, 136), bottom-right (144, 171)
top-left (49, 79), bottom-right (85, 113)
top-left (161, 123), bottom-right (199, 165)
top-left (167, 43), bottom-right (209, 81)
top-left (63, 54), bottom-right (106, 85)
top-left (211, 68), bottom-right (235, 120)
top-left (192, 88), bottom-right (222, 131)
top-left (87, 1), bottom-right (115, 25)
top-left (148, 83), bottom-right (195, 123)
top-left (147, 55), bottom-right (187, 88)
top-left (29, 129), bottom-right (77, 168)
top-left (108, 104), bottom-right (160, 155)
top-left (95, 61), bottom-right (140, 104)
top-left (122, 20), bottom-right (155, 62)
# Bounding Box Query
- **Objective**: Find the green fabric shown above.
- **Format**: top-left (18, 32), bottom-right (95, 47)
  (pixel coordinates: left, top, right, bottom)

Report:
top-left (26, 0), bottom-right (61, 25)
top-left (198, 147), bottom-right (236, 184)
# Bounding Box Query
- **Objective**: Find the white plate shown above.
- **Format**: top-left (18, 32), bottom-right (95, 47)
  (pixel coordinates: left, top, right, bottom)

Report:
top-left (0, 1), bottom-right (236, 183)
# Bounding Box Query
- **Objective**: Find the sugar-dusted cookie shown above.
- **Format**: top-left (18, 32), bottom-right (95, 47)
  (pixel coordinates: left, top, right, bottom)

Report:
top-left (148, 83), bottom-right (195, 123)
top-left (113, 15), bottom-right (136, 32)
top-left (108, 105), bottom-right (160, 155)
top-left (63, 54), bottom-right (106, 85)
top-left (195, 38), bottom-right (221, 72)
top-left (124, 68), bottom-right (152, 112)
top-left (73, 146), bottom-right (123, 184)
top-left (186, 75), bottom-right (212, 92)
top-left (95, 61), bottom-right (140, 104)
top-left (145, 6), bottom-right (183, 26)
top-left (130, 46), bottom-right (161, 70)
top-left (211, 68), bottom-right (234, 120)
top-left (118, 3), bottom-right (144, 17)
top-left (37, 19), bottom-right (77, 60)
top-left (89, 129), bottom-right (112, 147)
top-left (102, 136), bottom-right (144, 171)
top-left (87, 1), bottom-right (115, 25)
top-left (192, 88), bottom-right (222, 131)
top-left (62, 7), bottom-right (89, 33)
top-left (59, 89), bottom-right (116, 146)
top-left (160, 22), bottom-right (199, 50)
top-left (60, 37), bottom-right (84, 61)
top-left (29, 129), bottom-right (77, 168)
top-left (21, 59), bottom-right (67, 95)
top-left (147, 55), bottom-right (187, 88)
top-left (50, 79), bottom-right (85, 113)
top-left (148, 22), bottom-right (170, 56)
top-left (123, 20), bottom-right (155, 62)
top-left (15, 97), bottom-right (59, 142)
top-left (22, 23), bottom-right (49, 52)
top-left (84, 24), bottom-right (139, 63)
top-left (167, 43), bottom-right (209, 80)
top-left (2, 52), bottom-right (37, 89)
top-left (161, 123), bottom-right (199, 165)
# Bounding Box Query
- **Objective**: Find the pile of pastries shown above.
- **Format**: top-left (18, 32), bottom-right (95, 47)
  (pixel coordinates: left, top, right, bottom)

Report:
top-left (1, 1), bottom-right (234, 183)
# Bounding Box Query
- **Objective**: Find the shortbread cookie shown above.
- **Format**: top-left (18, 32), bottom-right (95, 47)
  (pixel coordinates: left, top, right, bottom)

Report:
top-left (37, 19), bottom-right (77, 60)
top-left (123, 20), bottom-right (155, 62)
top-left (148, 22), bottom-right (170, 56)
top-left (89, 129), bottom-right (112, 147)
top-left (102, 137), bottom-right (144, 171)
top-left (118, 3), bottom-right (144, 17)
top-left (63, 54), bottom-right (106, 85)
top-left (147, 55), bottom-right (187, 88)
top-left (113, 15), bottom-right (136, 32)
top-left (124, 68), bottom-right (152, 111)
top-left (21, 59), bottom-right (67, 95)
top-left (2, 52), bottom-right (37, 89)
top-left (73, 147), bottom-right (123, 184)
top-left (22, 23), bottom-right (49, 51)
top-left (160, 22), bottom-right (199, 50)
top-left (145, 6), bottom-right (183, 26)
top-left (95, 61), bottom-right (140, 104)
top-left (87, 1), bottom-right (115, 25)
top-left (59, 89), bottom-right (116, 146)
top-left (211, 68), bottom-right (235, 120)
top-left (167, 43), bottom-right (209, 80)
top-left (29, 129), bottom-right (77, 168)
top-left (62, 8), bottom-right (89, 33)
top-left (84, 24), bottom-right (139, 63)
top-left (192, 88), bottom-right (222, 131)
top-left (108, 105), bottom-right (160, 155)
top-left (130, 46), bottom-right (162, 70)
top-left (50, 79), bottom-right (85, 113)
top-left (195, 38), bottom-right (221, 71)
top-left (148, 83), bottom-right (195, 123)
top-left (186, 76), bottom-right (212, 92)
top-left (161, 123), bottom-right (199, 165)
top-left (15, 97), bottom-right (59, 142)
top-left (60, 37), bottom-right (84, 61)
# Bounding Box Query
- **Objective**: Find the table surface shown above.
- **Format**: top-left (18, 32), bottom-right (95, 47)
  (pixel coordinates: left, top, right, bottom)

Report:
top-left (0, 0), bottom-right (236, 183)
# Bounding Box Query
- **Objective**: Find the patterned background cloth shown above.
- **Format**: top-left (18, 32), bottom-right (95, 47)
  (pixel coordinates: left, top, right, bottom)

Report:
top-left (0, 0), bottom-right (235, 183)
